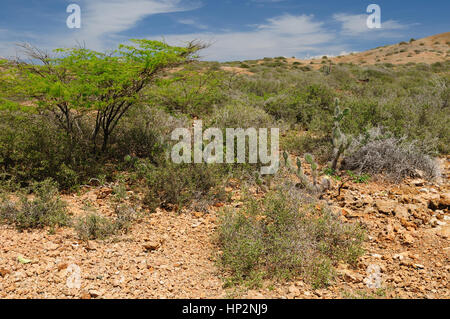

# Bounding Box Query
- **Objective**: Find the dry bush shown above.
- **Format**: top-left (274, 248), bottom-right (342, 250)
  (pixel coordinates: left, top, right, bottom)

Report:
top-left (342, 127), bottom-right (441, 181)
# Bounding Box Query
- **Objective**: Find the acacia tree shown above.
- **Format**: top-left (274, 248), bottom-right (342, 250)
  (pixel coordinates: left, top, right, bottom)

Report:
top-left (2, 40), bottom-right (204, 153)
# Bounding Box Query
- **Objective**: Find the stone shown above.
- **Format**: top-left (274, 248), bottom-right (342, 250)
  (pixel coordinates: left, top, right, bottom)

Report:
top-left (402, 233), bottom-right (415, 245)
top-left (44, 242), bottom-right (59, 251)
top-left (394, 205), bottom-right (409, 219)
top-left (375, 200), bottom-right (395, 215)
top-left (143, 242), bottom-right (160, 252)
top-left (89, 290), bottom-right (101, 298)
top-left (437, 225), bottom-right (450, 239)
top-left (427, 193), bottom-right (441, 210)
top-left (0, 268), bottom-right (11, 277)
top-left (439, 192), bottom-right (450, 208)
top-left (85, 241), bottom-right (98, 251)
top-left (80, 292), bottom-right (91, 299)
top-left (411, 179), bottom-right (425, 187)
top-left (57, 263), bottom-right (68, 271)
top-left (288, 285), bottom-right (300, 296)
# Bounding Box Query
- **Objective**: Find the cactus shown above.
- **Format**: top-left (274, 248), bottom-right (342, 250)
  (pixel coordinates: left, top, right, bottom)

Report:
top-left (285, 153), bottom-right (331, 194)
top-left (283, 150), bottom-right (289, 167)
top-left (330, 98), bottom-right (351, 171)
top-left (322, 63), bottom-right (332, 75)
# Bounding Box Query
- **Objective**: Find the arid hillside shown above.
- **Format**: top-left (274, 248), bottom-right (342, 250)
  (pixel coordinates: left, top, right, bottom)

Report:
top-left (299, 32), bottom-right (450, 67)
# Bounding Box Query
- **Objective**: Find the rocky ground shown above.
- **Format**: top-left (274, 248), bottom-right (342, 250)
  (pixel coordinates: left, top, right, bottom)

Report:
top-left (0, 156), bottom-right (449, 299)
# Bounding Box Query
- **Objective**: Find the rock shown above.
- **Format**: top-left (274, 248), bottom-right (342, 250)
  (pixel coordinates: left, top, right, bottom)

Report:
top-left (393, 253), bottom-right (405, 261)
top-left (89, 290), bottom-right (101, 298)
top-left (85, 241), bottom-right (98, 251)
top-left (288, 285), bottom-right (300, 296)
top-left (414, 264), bottom-right (425, 269)
top-left (375, 200), bottom-right (395, 215)
top-left (427, 193), bottom-right (441, 210)
top-left (394, 205), bottom-right (409, 219)
top-left (439, 192), bottom-right (450, 208)
top-left (44, 242), bottom-right (59, 251)
top-left (80, 292), bottom-right (91, 299)
top-left (411, 179), bottom-right (425, 187)
top-left (0, 268), bottom-right (11, 277)
top-left (143, 242), bottom-right (160, 252)
top-left (341, 269), bottom-right (363, 283)
top-left (363, 195), bottom-right (374, 206)
top-left (437, 225), bottom-right (450, 239)
top-left (57, 263), bottom-right (68, 271)
top-left (402, 233), bottom-right (415, 245)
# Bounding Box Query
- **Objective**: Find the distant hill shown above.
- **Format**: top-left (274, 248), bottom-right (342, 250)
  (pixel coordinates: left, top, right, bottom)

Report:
top-left (293, 32), bottom-right (450, 67)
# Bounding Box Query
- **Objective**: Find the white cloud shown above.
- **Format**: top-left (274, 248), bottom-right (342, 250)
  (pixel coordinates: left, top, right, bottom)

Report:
top-left (177, 18), bottom-right (208, 30)
top-left (154, 14), bottom-right (338, 61)
top-left (66, 0), bottom-right (199, 50)
top-left (0, 3), bottom-right (413, 61)
top-left (333, 13), bottom-right (408, 37)
top-left (0, 0), bottom-right (199, 56)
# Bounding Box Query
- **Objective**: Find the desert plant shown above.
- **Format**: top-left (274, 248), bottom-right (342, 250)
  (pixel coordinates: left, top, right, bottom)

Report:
top-left (0, 179), bottom-right (69, 231)
top-left (75, 213), bottom-right (115, 241)
top-left (342, 127), bottom-right (441, 181)
top-left (143, 160), bottom-right (227, 211)
top-left (283, 151), bottom-right (331, 194)
top-left (217, 186), bottom-right (365, 288)
top-left (330, 99), bottom-right (351, 171)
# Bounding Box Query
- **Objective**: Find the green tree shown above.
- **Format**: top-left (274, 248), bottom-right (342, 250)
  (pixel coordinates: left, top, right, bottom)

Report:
top-left (1, 40), bottom-right (204, 153)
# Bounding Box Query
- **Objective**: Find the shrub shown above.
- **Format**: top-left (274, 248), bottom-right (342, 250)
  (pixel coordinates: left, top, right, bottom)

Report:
top-left (218, 185), bottom-right (365, 288)
top-left (0, 110), bottom-right (103, 189)
top-left (143, 161), bottom-right (227, 212)
top-left (111, 105), bottom-right (187, 162)
top-left (114, 204), bottom-right (139, 232)
top-left (281, 131), bottom-right (332, 163)
top-left (75, 213), bottom-right (115, 241)
top-left (75, 204), bottom-right (139, 240)
top-left (208, 102), bottom-right (275, 129)
top-left (0, 179), bottom-right (69, 231)
top-left (342, 128), bottom-right (441, 181)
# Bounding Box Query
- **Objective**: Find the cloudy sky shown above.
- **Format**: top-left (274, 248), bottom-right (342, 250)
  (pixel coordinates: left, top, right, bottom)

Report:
top-left (0, 0), bottom-right (448, 61)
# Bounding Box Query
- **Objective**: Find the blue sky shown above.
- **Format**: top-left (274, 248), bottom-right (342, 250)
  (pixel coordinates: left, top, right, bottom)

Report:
top-left (0, 0), bottom-right (448, 61)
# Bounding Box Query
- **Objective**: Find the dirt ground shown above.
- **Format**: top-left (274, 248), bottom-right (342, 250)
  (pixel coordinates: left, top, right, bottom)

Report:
top-left (0, 155), bottom-right (448, 299)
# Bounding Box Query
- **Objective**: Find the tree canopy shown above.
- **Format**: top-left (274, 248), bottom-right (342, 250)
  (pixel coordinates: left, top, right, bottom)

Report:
top-left (0, 40), bottom-right (204, 152)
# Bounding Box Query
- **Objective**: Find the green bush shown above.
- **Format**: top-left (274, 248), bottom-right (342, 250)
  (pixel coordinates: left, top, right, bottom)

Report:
top-left (208, 102), bottom-right (275, 129)
top-left (75, 204), bottom-right (139, 240)
top-left (218, 186), bottom-right (365, 288)
top-left (0, 110), bottom-right (103, 189)
top-left (0, 179), bottom-right (69, 231)
top-left (281, 131), bottom-right (331, 163)
top-left (75, 213), bottom-right (116, 241)
top-left (143, 160), bottom-right (227, 211)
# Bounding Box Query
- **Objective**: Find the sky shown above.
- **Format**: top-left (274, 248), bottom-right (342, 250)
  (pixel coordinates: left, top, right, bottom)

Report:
top-left (0, 0), bottom-right (449, 61)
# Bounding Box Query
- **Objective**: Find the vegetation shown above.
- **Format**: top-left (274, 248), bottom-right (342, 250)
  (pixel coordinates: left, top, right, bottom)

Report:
top-left (218, 186), bottom-right (365, 288)
top-left (0, 39), bottom-right (448, 291)
top-left (0, 179), bottom-right (69, 231)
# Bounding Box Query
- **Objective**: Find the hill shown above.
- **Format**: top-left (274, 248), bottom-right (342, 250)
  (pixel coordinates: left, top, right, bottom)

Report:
top-left (295, 32), bottom-right (450, 67)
